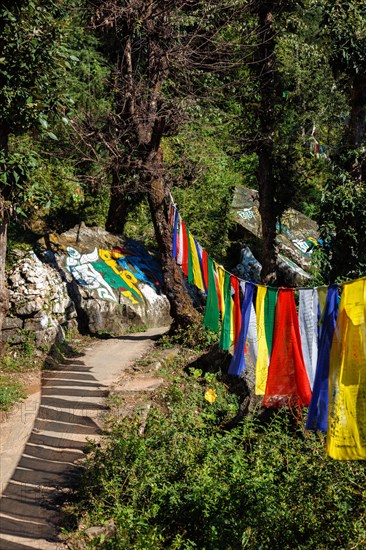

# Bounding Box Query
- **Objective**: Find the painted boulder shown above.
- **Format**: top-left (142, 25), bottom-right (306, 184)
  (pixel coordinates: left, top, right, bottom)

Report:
top-left (38, 224), bottom-right (171, 335)
top-left (231, 187), bottom-right (320, 284)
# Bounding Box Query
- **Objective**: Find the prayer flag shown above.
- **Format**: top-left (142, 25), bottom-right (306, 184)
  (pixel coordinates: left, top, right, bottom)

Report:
top-left (203, 257), bottom-right (220, 332)
top-left (219, 272), bottom-right (234, 350)
top-left (181, 220), bottom-right (189, 277)
top-left (263, 288), bottom-right (312, 407)
top-left (172, 208), bottom-right (179, 259)
top-left (327, 280), bottom-right (366, 460)
top-left (299, 288), bottom-right (319, 389)
top-left (231, 275), bottom-right (242, 346)
top-left (255, 286), bottom-right (270, 395)
top-left (187, 233), bottom-right (205, 291)
top-left (306, 285), bottom-right (339, 432)
top-left (229, 282), bottom-right (255, 376)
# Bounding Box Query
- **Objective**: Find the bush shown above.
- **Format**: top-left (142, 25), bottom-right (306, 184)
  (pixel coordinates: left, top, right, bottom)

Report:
top-left (69, 370), bottom-right (366, 549)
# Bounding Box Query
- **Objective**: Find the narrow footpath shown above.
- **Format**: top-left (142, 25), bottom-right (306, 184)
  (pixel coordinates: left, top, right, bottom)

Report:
top-left (0, 327), bottom-right (168, 550)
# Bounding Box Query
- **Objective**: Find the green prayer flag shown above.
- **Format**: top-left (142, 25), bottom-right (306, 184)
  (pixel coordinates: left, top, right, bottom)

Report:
top-left (219, 272), bottom-right (233, 350)
top-left (264, 287), bottom-right (278, 356)
top-left (203, 257), bottom-right (220, 332)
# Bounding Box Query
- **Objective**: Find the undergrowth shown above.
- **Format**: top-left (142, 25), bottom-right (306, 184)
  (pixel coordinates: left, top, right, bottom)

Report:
top-left (0, 375), bottom-right (27, 412)
top-left (65, 359), bottom-right (366, 550)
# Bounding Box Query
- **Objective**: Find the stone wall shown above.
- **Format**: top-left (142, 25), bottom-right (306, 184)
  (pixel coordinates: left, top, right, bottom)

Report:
top-left (2, 251), bottom-right (77, 349)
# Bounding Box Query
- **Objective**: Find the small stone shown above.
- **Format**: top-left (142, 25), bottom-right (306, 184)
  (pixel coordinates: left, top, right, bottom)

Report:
top-left (3, 317), bottom-right (23, 330)
top-left (84, 520), bottom-right (116, 541)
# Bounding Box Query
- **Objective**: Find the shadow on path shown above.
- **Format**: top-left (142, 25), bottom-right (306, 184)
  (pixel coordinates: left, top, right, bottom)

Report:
top-left (0, 354), bottom-right (107, 549)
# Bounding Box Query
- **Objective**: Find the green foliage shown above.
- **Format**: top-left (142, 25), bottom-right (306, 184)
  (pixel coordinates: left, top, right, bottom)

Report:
top-left (124, 197), bottom-right (156, 247)
top-left (0, 1), bottom-right (66, 131)
top-left (67, 369), bottom-right (366, 549)
top-left (164, 110), bottom-right (245, 261)
top-left (0, 375), bottom-right (26, 411)
top-left (321, 1), bottom-right (366, 75)
top-left (159, 323), bottom-right (219, 352)
top-left (317, 167), bottom-right (366, 281)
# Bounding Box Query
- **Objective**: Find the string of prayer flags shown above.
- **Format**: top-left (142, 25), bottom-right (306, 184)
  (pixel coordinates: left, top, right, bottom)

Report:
top-left (262, 288), bottom-right (312, 407)
top-left (228, 282), bottom-right (255, 376)
top-left (169, 196), bottom-right (366, 460)
top-left (298, 288), bottom-right (319, 390)
top-left (327, 280), bottom-right (366, 460)
top-left (306, 285), bottom-right (339, 432)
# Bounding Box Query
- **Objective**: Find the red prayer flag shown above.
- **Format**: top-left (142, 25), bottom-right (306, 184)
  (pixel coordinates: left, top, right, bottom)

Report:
top-left (201, 249), bottom-right (209, 291)
top-left (263, 288), bottom-right (312, 407)
top-left (181, 220), bottom-right (189, 277)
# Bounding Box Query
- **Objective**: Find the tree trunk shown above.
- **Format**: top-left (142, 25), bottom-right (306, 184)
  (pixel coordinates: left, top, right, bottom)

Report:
top-left (147, 172), bottom-right (200, 329)
top-left (346, 73), bottom-right (366, 183)
top-left (258, 146), bottom-right (277, 283)
top-left (105, 171), bottom-right (130, 234)
top-left (256, 5), bottom-right (278, 284)
top-left (348, 74), bottom-right (366, 150)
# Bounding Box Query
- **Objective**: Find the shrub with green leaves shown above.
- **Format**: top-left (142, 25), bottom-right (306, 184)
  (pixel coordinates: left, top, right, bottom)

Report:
top-left (68, 369), bottom-right (366, 549)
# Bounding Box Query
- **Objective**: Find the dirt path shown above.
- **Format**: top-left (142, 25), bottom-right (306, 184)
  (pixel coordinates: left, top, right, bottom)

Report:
top-left (0, 327), bottom-right (168, 550)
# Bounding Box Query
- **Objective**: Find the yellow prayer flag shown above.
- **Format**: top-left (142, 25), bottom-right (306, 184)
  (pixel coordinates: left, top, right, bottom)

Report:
top-left (255, 286), bottom-right (270, 395)
top-left (188, 233), bottom-right (205, 292)
top-left (327, 279), bottom-right (366, 460)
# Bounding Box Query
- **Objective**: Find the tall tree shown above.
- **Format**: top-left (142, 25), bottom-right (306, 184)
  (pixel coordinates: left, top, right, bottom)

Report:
top-left (235, 1), bottom-right (300, 283)
top-left (88, 0), bottom-right (242, 328)
top-left (0, 0), bottom-right (73, 339)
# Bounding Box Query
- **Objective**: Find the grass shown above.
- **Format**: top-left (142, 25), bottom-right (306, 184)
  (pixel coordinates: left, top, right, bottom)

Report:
top-left (0, 375), bottom-right (26, 411)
